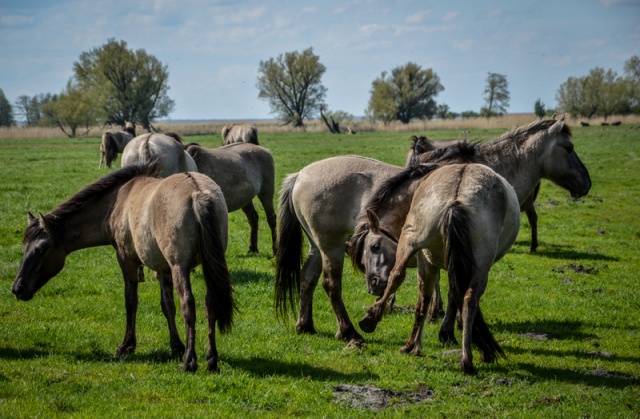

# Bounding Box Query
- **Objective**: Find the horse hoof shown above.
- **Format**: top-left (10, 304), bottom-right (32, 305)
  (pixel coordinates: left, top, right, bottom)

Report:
top-left (359, 316), bottom-right (378, 333)
top-left (116, 343), bottom-right (136, 356)
top-left (183, 361), bottom-right (198, 373)
top-left (207, 360), bottom-right (219, 372)
top-left (439, 330), bottom-right (458, 346)
top-left (460, 359), bottom-right (478, 376)
top-left (296, 323), bottom-right (317, 335)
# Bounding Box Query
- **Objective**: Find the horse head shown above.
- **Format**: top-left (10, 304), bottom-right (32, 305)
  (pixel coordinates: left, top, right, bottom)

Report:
top-left (347, 209), bottom-right (398, 296)
top-left (540, 118), bottom-right (592, 199)
top-left (12, 213), bottom-right (67, 301)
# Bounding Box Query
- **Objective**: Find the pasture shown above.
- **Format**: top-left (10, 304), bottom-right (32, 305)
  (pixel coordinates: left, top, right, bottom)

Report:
top-left (0, 124), bottom-right (638, 417)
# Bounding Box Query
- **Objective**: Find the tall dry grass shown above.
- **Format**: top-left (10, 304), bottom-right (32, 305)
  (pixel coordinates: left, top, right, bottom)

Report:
top-left (1, 113), bottom-right (638, 140)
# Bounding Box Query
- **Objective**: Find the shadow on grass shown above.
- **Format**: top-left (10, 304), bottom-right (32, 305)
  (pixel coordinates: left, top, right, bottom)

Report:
top-left (503, 345), bottom-right (640, 365)
top-left (510, 241), bottom-right (619, 261)
top-left (491, 360), bottom-right (639, 389)
top-left (228, 268), bottom-right (272, 285)
top-left (223, 354), bottom-right (377, 382)
top-left (493, 319), bottom-right (599, 341)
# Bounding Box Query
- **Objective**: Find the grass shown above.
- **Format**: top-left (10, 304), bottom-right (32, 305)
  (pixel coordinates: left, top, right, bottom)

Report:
top-left (0, 123), bottom-right (639, 417)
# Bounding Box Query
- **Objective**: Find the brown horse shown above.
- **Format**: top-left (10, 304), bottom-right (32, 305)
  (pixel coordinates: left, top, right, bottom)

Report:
top-left (12, 163), bottom-right (236, 372)
top-left (121, 132), bottom-right (198, 177)
top-left (99, 121), bottom-right (136, 168)
top-left (274, 117), bottom-right (591, 348)
top-left (221, 123), bottom-right (259, 145)
top-left (185, 142), bottom-right (277, 255)
top-left (348, 162), bottom-right (521, 375)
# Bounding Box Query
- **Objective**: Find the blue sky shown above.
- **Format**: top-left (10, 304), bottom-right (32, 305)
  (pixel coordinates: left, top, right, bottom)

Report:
top-left (1, 0), bottom-right (638, 121)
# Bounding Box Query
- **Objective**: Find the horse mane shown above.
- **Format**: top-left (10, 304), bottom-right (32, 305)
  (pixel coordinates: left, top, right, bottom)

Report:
top-left (164, 132), bottom-right (184, 144)
top-left (24, 162), bottom-right (162, 245)
top-left (488, 117), bottom-right (572, 148)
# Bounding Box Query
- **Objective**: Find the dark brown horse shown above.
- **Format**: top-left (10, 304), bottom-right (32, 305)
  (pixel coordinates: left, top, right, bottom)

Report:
top-left (99, 121), bottom-right (136, 168)
top-left (12, 163), bottom-right (236, 372)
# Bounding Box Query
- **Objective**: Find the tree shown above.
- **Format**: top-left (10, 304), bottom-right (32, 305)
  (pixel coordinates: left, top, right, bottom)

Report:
top-left (14, 94), bottom-right (43, 125)
top-left (319, 105), bottom-right (354, 134)
top-left (623, 55), bottom-right (640, 114)
top-left (482, 72), bottom-right (510, 117)
top-left (435, 103), bottom-right (458, 120)
top-left (366, 62), bottom-right (444, 124)
top-left (73, 38), bottom-right (174, 130)
top-left (0, 89), bottom-right (15, 127)
top-left (534, 99), bottom-right (546, 118)
top-left (257, 47), bottom-right (327, 127)
top-left (39, 81), bottom-right (102, 138)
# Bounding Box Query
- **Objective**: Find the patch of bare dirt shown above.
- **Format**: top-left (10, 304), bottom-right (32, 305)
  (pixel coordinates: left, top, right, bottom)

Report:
top-left (586, 369), bottom-right (632, 379)
top-left (333, 384), bottom-right (434, 410)
top-left (391, 305), bottom-right (415, 314)
top-left (520, 332), bottom-right (555, 341)
top-left (552, 264), bottom-right (597, 274)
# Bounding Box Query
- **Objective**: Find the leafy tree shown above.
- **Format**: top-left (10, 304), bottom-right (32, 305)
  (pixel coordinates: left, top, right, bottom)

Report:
top-left (0, 89), bottom-right (15, 127)
top-left (556, 66), bottom-right (630, 120)
top-left (257, 47), bottom-right (327, 127)
top-left (435, 103), bottom-right (458, 120)
top-left (460, 110), bottom-right (479, 119)
top-left (73, 38), bottom-right (174, 130)
top-left (482, 72), bottom-right (510, 116)
top-left (366, 62), bottom-right (444, 124)
top-left (39, 81), bottom-right (102, 138)
top-left (623, 55), bottom-right (640, 114)
top-left (534, 99), bottom-right (546, 118)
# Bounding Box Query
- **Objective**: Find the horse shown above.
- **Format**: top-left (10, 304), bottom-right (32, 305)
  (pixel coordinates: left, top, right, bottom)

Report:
top-left (99, 121), bottom-right (136, 168)
top-left (407, 135), bottom-right (542, 253)
top-left (121, 132), bottom-right (197, 177)
top-left (221, 123), bottom-right (259, 145)
top-left (348, 162), bottom-right (521, 375)
top-left (12, 163), bottom-right (236, 372)
top-left (185, 142), bottom-right (277, 255)
top-left (274, 117), bottom-right (591, 348)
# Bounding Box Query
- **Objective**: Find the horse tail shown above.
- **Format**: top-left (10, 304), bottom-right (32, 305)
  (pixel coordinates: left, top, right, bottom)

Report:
top-left (274, 172), bottom-right (303, 320)
top-left (193, 190), bottom-right (237, 334)
top-left (443, 201), bottom-right (505, 362)
top-left (103, 133), bottom-right (119, 168)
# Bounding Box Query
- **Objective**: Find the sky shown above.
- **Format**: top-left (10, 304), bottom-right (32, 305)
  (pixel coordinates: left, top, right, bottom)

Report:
top-left (1, 0), bottom-right (639, 121)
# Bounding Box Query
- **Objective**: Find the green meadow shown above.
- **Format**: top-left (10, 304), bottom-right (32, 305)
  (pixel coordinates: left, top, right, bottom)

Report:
top-left (0, 124), bottom-right (638, 417)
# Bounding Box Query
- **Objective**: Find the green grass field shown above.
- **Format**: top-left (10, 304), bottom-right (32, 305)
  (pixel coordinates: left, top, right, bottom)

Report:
top-left (0, 125), bottom-right (638, 417)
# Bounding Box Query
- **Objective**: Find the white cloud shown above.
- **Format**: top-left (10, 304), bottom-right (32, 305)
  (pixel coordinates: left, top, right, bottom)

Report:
top-left (0, 15), bottom-right (35, 26)
top-left (442, 11), bottom-right (460, 22)
top-left (405, 10), bottom-right (429, 24)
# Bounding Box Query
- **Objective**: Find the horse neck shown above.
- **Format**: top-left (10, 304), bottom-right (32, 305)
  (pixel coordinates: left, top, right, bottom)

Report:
top-left (480, 137), bottom-right (544, 203)
top-left (56, 195), bottom-right (115, 254)
top-left (374, 177), bottom-right (422, 238)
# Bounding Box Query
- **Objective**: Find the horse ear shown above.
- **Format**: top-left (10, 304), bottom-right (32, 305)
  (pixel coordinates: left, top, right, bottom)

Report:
top-left (366, 209), bottom-right (380, 232)
top-left (38, 213), bottom-right (51, 232)
top-left (27, 212), bottom-right (36, 224)
top-left (549, 119), bottom-right (565, 135)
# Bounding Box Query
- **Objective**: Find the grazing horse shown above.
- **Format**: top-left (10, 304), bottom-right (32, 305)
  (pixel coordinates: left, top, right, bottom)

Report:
top-left (12, 163), bottom-right (236, 372)
top-left (99, 121), bottom-right (136, 168)
top-left (407, 135), bottom-right (542, 253)
top-left (185, 142), bottom-right (277, 255)
top-left (222, 123), bottom-right (259, 145)
top-left (348, 163), bottom-right (521, 375)
top-left (274, 117), bottom-right (591, 348)
top-left (121, 132), bottom-right (197, 177)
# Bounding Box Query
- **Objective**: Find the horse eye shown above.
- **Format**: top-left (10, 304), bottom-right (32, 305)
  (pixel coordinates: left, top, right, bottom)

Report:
top-left (372, 243), bottom-right (380, 252)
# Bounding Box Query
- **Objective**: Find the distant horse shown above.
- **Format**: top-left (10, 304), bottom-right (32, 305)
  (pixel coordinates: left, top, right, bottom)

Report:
top-left (407, 135), bottom-right (542, 253)
top-left (348, 162), bottom-right (521, 375)
top-left (99, 121), bottom-right (136, 168)
top-left (222, 124), bottom-right (259, 145)
top-left (121, 132), bottom-right (197, 177)
top-left (274, 117), bottom-right (591, 348)
top-left (185, 142), bottom-right (277, 255)
top-left (12, 163), bottom-right (236, 372)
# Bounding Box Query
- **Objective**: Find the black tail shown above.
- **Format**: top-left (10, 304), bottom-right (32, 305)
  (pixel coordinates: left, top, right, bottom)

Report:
top-left (443, 202), bottom-right (504, 361)
top-left (274, 173), bottom-right (303, 320)
top-left (104, 133), bottom-right (118, 168)
top-left (194, 192), bottom-right (237, 334)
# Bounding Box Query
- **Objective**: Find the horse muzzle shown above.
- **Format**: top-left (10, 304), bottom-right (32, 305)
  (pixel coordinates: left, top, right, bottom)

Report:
top-left (366, 275), bottom-right (387, 296)
top-left (12, 281), bottom-right (34, 301)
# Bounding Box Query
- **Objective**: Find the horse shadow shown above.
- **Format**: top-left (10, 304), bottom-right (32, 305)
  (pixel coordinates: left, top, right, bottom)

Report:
top-left (493, 319), bottom-right (599, 341)
top-left (511, 241), bottom-right (619, 261)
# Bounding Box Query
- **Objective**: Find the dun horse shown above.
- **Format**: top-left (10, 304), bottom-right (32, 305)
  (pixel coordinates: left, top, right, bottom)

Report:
top-left (221, 123), bottom-right (259, 145)
top-left (121, 132), bottom-right (197, 177)
top-left (99, 121), bottom-right (136, 168)
top-left (12, 163), bottom-right (236, 372)
top-left (348, 162), bottom-right (521, 375)
top-left (275, 117), bottom-right (591, 348)
top-left (185, 142), bottom-right (277, 255)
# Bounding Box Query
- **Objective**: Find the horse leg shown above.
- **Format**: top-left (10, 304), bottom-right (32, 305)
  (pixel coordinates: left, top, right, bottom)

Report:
top-left (459, 272), bottom-right (489, 376)
top-left (438, 285), bottom-right (459, 345)
top-left (258, 191), bottom-right (277, 257)
top-left (116, 260), bottom-right (140, 355)
top-left (321, 250), bottom-right (364, 347)
top-left (296, 244), bottom-right (322, 335)
top-left (401, 256), bottom-right (439, 355)
top-left (427, 276), bottom-right (444, 322)
top-left (171, 266), bottom-right (198, 372)
top-left (523, 199), bottom-right (538, 253)
top-left (204, 282), bottom-right (219, 372)
top-left (157, 271), bottom-right (186, 358)
top-left (241, 202), bottom-right (260, 253)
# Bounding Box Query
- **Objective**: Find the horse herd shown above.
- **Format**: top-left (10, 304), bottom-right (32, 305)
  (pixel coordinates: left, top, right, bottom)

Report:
top-left (12, 117), bottom-right (591, 375)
